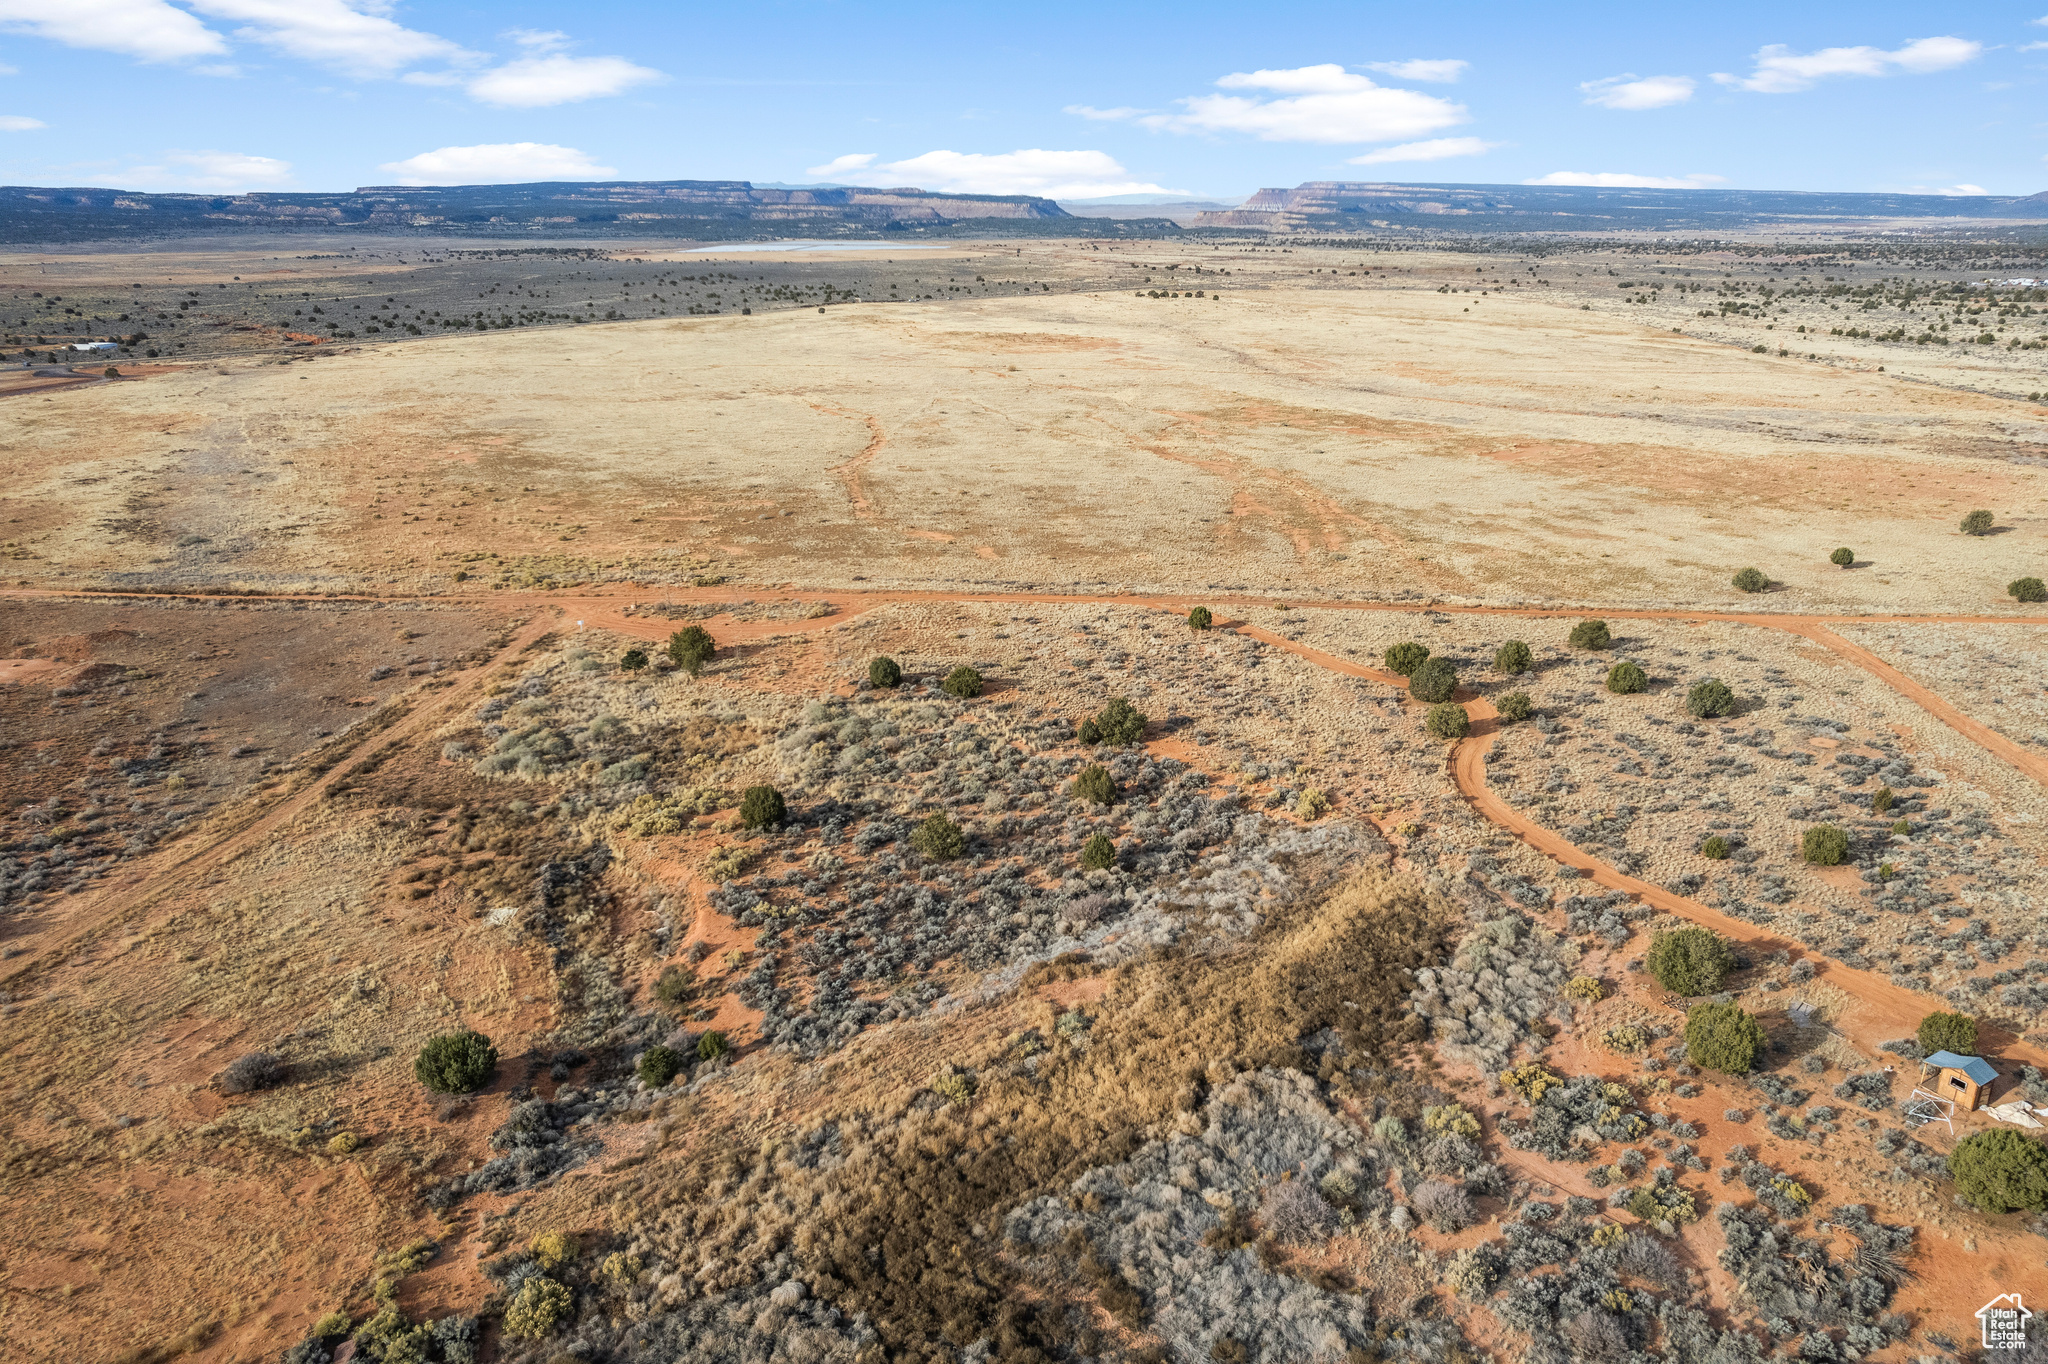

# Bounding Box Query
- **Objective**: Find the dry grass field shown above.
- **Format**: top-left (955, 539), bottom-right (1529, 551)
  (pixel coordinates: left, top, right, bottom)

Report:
top-left (4, 233), bottom-right (2048, 1364)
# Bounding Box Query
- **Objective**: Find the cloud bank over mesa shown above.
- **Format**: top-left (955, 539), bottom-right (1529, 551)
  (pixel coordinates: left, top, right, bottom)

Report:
top-left (803, 149), bottom-right (1181, 199)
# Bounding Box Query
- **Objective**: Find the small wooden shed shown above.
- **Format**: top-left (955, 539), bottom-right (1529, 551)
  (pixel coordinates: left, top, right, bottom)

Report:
top-left (1925, 1050), bottom-right (1999, 1112)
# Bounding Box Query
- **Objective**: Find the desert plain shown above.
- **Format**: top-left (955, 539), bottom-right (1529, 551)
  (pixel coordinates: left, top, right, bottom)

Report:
top-left (5, 232), bottom-right (2048, 1364)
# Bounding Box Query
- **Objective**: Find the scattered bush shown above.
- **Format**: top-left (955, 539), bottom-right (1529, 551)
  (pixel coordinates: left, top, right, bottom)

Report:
top-left (1384, 641), bottom-right (1430, 676)
top-left (1568, 619), bottom-right (1611, 650)
top-left (1916, 1010), bottom-right (1978, 1057)
top-left (1950, 1129), bottom-right (2048, 1212)
top-left (1494, 640), bottom-right (1532, 674)
top-left (696, 1031), bottom-right (729, 1062)
top-left (1423, 1103), bottom-right (1481, 1139)
top-left (1685, 678), bottom-right (1735, 719)
top-left (1081, 833), bottom-right (1117, 871)
top-left (1871, 786), bottom-right (1894, 813)
top-left (1293, 788), bottom-right (1330, 821)
top-left (1410, 657), bottom-right (1458, 703)
top-left (327, 1131), bottom-right (360, 1155)
top-left (653, 965), bottom-right (693, 1009)
top-left (619, 647), bottom-right (648, 673)
top-left (2010, 577), bottom-right (2048, 603)
top-left (637, 1045), bottom-right (683, 1088)
top-left (530, 1231), bottom-right (576, 1271)
top-left (1802, 824), bottom-right (1850, 866)
top-left (912, 813), bottom-right (965, 862)
top-left (414, 1031), bottom-right (497, 1095)
top-left (1830, 547), bottom-right (1855, 568)
top-left (1070, 764), bottom-right (1117, 806)
top-left (1600, 1024), bottom-right (1648, 1053)
top-left (1411, 1180), bottom-right (1477, 1232)
top-left (942, 666), bottom-right (983, 699)
top-left (501, 1276), bottom-right (572, 1339)
top-left (1647, 927), bottom-right (1734, 996)
top-left (1892, 819), bottom-right (1911, 836)
top-left (932, 1071), bottom-right (976, 1108)
top-left (739, 784), bottom-right (786, 830)
top-left (1700, 835), bottom-right (1729, 860)
top-left (1685, 1001), bottom-right (1767, 1076)
top-left (1962, 508), bottom-right (1995, 536)
top-left (1565, 975), bottom-right (1605, 1002)
top-left (1187, 606), bottom-right (1213, 630)
top-left (1424, 702), bottom-right (1470, 740)
top-left (667, 626), bottom-right (715, 676)
top-left (1732, 567), bottom-right (1768, 593)
top-left (869, 655), bottom-right (902, 689)
top-left (1496, 691), bottom-right (1532, 722)
top-left (1500, 1062), bottom-right (1563, 1104)
top-left (220, 1051), bottom-right (285, 1095)
top-left (1077, 695), bottom-right (1147, 745)
top-left (1605, 661), bottom-right (1647, 695)
top-left (1261, 1177), bottom-right (1337, 1245)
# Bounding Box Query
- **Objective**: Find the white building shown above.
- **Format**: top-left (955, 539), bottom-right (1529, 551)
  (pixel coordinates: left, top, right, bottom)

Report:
top-left (68, 341), bottom-right (117, 353)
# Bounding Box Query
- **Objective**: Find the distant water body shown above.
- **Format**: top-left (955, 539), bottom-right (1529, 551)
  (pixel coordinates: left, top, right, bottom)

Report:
top-left (681, 240), bottom-right (951, 254)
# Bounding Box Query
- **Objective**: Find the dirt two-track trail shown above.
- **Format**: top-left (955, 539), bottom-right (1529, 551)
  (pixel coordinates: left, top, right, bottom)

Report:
top-left (9, 584), bottom-right (2048, 1078)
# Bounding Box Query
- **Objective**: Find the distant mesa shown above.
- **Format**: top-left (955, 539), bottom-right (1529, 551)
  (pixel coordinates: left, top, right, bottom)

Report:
top-left (1193, 181), bottom-right (2048, 231)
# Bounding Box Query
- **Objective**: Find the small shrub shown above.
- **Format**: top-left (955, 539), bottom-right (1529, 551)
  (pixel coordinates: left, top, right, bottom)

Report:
top-left (1732, 567), bottom-right (1768, 593)
top-left (653, 964), bottom-right (694, 1008)
top-left (220, 1051), bottom-right (286, 1095)
top-left (1425, 702), bottom-right (1469, 740)
top-left (1568, 619), bottom-right (1611, 650)
top-left (1700, 835), bottom-right (1729, 860)
top-left (912, 813), bottom-right (965, 861)
top-left (1565, 975), bottom-right (1604, 1002)
top-left (597, 1252), bottom-right (643, 1287)
top-left (2010, 577), bottom-right (2048, 603)
top-left (1501, 1062), bottom-right (1562, 1104)
top-left (1081, 833), bottom-right (1117, 870)
top-left (312, 1312), bottom-right (351, 1339)
top-left (1685, 1001), bottom-right (1767, 1075)
top-left (1411, 1180), bottom-right (1477, 1232)
top-left (1962, 508), bottom-right (1995, 536)
top-left (932, 1071), bottom-right (976, 1107)
top-left (1802, 824), bottom-right (1849, 866)
top-left (1423, 1104), bottom-right (1481, 1138)
top-left (739, 785), bottom-right (786, 830)
top-left (868, 655), bottom-right (902, 689)
top-left (1686, 678), bottom-right (1735, 718)
top-left (1294, 787), bottom-right (1330, 820)
top-left (530, 1231), bottom-right (576, 1271)
top-left (1830, 547), bottom-right (1855, 568)
top-left (326, 1131), bottom-right (360, 1155)
top-left (637, 1045), bottom-right (683, 1088)
top-left (1077, 695), bottom-right (1147, 745)
top-left (1605, 661), bottom-right (1647, 695)
top-left (1070, 764), bottom-right (1117, 806)
top-left (942, 665), bottom-right (983, 698)
top-left (1917, 1010), bottom-right (1978, 1057)
top-left (1647, 927), bottom-right (1733, 996)
top-left (1494, 640), bottom-right (1532, 674)
top-left (1496, 691), bottom-right (1532, 722)
top-left (1892, 818), bottom-right (1911, 835)
top-left (696, 1031), bottom-right (729, 1062)
top-left (1410, 656), bottom-right (1457, 703)
top-left (667, 626), bottom-right (715, 676)
top-left (502, 1276), bottom-right (572, 1339)
top-left (619, 648), bottom-right (648, 672)
top-left (1261, 1177), bottom-right (1337, 1245)
top-left (1187, 606), bottom-right (1213, 630)
top-left (1384, 641), bottom-right (1430, 676)
top-left (1950, 1128), bottom-right (2048, 1212)
top-left (1599, 1024), bottom-right (1648, 1053)
top-left (702, 844), bottom-right (753, 882)
top-left (1871, 785), bottom-right (1894, 813)
top-left (413, 1031), bottom-right (497, 1095)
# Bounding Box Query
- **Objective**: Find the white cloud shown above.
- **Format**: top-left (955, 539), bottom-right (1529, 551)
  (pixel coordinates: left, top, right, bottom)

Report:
top-left (187, 0), bottom-right (468, 76)
top-left (805, 152), bottom-right (877, 177)
top-left (506, 28), bottom-right (571, 53)
top-left (1713, 36), bottom-right (1981, 93)
top-left (123, 149), bottom-right (292, 190)
top-left (465, 53), bottom-right (662, 107)
top-left (0, 0), bottom-right (226, 63)
top-left (1524, 170), bottom-right (1725, 188)
top-left (1364, 58), bottom-right (1467, 83)
top-left (1140, 63), bottom-right (1467, 143)
top-left (377, 142), bottom-right (617, 186)
top-left (1064, 104), bottom-right (1145, 120)
top-left (1902, 183), bottom-right (1989, 195)
top-left (0, 114), bottom-right (45, 130)
top-left (1580, 73), bottom-right (1695, 109)
top-left (1348, 135), bottom-right (1500, 164)
top-left (840, 149), bottom-right (1181, 199)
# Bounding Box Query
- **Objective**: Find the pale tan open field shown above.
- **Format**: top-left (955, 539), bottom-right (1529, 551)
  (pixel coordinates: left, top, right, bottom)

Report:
top-left (6, 239), bottom-right (2046, 609)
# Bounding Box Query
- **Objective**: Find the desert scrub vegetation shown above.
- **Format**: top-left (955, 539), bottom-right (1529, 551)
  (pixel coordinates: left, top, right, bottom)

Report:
top-left (1409, 656), bottom-right (1457, 703)
top-left (1684, 1001), bottom-right (1768, 1075)
top-left (1383, 641), bottom-right (1429, 675)
top-left (1187, 605), bottom-right (1213, 630)
top-left (1646, 926), bottom-right (1734, 997)
top-left (1424, 701), bottom-right (1469, 740)
top-left (1950, 1128), bottom-right (2048, 1212)
top-left (1076, 694), bottom-right (1146, 745)
top-left (1916, 1009), bottom-right (1977, 1055)
top-left (1732, 567), bottom-right (1768, 593)
top-left (738, 783), bottom-right (785, 829)
top-left (1069, 763), bottom-right (1116, 806)
top-left (1407, 912), bottom-right (1573, 1073)
top-left (218, 1050), bottom-right (285, 1094)
top-left (941, 665), bottom-right (983, 698)
top-left (1685, 677), bottom-right (1735, 718)
top-left (1568, 618), bottom-right (1610, 650)
top-left (1494, 639), bottom-right (1532, 673)
top-left (666, 625), bottom-right (715, 675)
top-left (414, 1030), bottom-right (497, 1094)
top-left (1604, 661), bottom-right (1647, 695)
top-left (1495, 690), bottom-right (1532, 722)
top-left (1831, 546), bottom-right (1855, 567)
top-left (867, 654), bottom-right (901, 688)
top-left (1962, 507), bottom-right (1995, 535)
top-left (1714, 1202), bottom-right (1915, 1358)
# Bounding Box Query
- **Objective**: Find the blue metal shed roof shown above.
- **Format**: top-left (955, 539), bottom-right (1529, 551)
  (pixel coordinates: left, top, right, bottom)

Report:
top-left (1926, 1051), bottom-right (1998, 1084)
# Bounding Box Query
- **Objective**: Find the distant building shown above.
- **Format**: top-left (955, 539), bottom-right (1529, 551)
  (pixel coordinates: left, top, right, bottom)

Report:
top-left (69, 341), bottom-right (117, 353)
top-left (1925, 1050), bottom-right (1999, 1111)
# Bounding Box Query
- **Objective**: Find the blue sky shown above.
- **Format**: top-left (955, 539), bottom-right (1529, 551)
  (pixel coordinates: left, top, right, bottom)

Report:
top-left (0, 1), bottom-right (2044, 198)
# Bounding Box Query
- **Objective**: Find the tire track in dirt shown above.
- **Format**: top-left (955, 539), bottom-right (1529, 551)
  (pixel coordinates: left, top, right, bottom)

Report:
top-left (811, 403), bottom-right (886, 519)
top-left (0, 611), bottom-right (558, 990)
